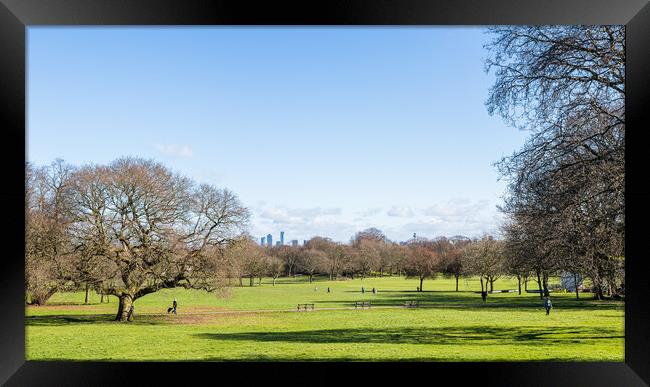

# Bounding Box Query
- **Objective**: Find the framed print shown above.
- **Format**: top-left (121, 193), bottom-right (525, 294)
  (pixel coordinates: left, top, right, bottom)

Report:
top-left (1, 0), bottom-right (649, 385)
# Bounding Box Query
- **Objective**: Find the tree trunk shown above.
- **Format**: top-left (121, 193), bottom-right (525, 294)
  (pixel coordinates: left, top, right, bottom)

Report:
top-left (239, 277), bottom-right (243, 287)
top-left (249, 275), bottom-right (254, 287)
top-left (517, 275), bottom-right (521, 295)
top-left (594, 283), bottom-right (604, 300)
top-left (115, 294), bottom-right (134, 322)
top-left (100, 292), bottom-right (104, 303)
top-left (480, 277), bottom-right (484, 293)
top-left (606, 281), bottom-right (611, 297)
top-left (28, 287), bottom-right (58, 306)
top-left (542, 273), bottom-right (549, 297)
top-left (489, 278), bottom-right (494, 292)
top-left (84, 283), bottom-right (90, 304)
top-left (258, 277), bottom-right (262, 285)
top-left (524, 275), bottom-right (529, 291)
top-left (272, 277), bottom-right (276, 286)
top-left (419, 277), bottom-right (424, 292)
top-left (574, 273), bottom-right (580, 300)
top-left (536, 271), bottom-right (543, 300)
top-left (455, 274), bottom-right (459, 292)
top-left (591, 272), bottom-right (603, 300)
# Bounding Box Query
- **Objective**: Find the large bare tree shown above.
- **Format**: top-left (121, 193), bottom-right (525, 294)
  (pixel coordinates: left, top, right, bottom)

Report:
top-left (67, 157), bottom-right (250, 321)
top-left (486, 26), bottom-right (625, 299)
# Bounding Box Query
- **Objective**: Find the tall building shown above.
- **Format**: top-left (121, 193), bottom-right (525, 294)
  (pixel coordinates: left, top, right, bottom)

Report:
top-left (280, 231), bottom-right (285, 245)
top-left (267, 234), bottom-right (273, 246)
top-left (291, 240), bottom-right (299, 247)
top-left (261, 236), bottom-right (266, 246)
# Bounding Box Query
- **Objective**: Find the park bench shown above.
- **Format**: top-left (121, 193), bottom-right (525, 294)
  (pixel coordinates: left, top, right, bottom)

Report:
top-left (297, 303), bottom-right (315, 311)
top-left (354, 301), bottom-right (371, 309)
top-left (404, 300), bottom-right (419, 308)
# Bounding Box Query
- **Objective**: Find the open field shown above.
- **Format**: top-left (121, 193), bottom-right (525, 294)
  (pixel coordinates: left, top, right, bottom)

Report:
top-left (26, 276), bottom-right (624, 361)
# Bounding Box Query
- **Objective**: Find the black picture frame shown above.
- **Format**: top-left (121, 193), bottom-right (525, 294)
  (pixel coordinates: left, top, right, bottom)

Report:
top-left (1, 1), bottom-right (649, 385)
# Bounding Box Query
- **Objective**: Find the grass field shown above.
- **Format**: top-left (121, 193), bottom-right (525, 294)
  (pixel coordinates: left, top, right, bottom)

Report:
top-left (25, 275), bottom-right (624, 361)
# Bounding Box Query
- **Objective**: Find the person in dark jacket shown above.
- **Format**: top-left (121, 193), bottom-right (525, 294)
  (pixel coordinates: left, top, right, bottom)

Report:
top-left (544, 297), bottom-right (552, 315)
top-left (481, 291), bottom-right (487, 303)
top-left (172, 298), bottom-right (177, 315)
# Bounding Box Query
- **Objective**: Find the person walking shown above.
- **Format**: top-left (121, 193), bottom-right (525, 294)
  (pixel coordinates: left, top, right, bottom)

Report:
top-left (327, 287), bottom-right (330, 293)
top-left (361, 286), bottom-right (365, 294)
top-left (172, 298), bottom-right (177, 315)
top-left (372, 287), bottom-right (376, 294)
top-left (544, 296), bottom-right (552, 315)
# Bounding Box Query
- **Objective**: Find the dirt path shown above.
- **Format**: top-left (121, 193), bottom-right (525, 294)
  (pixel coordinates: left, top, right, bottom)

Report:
top-left (26, 304), bottom-right (413, 320)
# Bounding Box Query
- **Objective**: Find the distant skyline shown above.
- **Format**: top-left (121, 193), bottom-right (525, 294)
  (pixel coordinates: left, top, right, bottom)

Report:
top-left (27, 27), bottom-right (529, 243)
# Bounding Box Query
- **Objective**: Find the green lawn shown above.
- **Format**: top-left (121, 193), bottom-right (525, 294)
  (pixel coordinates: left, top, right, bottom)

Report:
top-left (25, 275), bottom-right (624, 361)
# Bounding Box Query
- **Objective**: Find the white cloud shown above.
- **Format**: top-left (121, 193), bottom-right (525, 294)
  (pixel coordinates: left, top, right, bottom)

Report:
top-left (423, 199), bottom-right (492, 221)
top-left (251, 205), bottom-right (356, 243)
top-left (153, 143), bottom-right (194, 158)
top-left (249, 199), bottom-right (503, 243)
top-left (387, 206), bottom-right (415, 218)
top-left (321, 208), bottom-right (343, 216)
top-left (257, 206), bottom-right (342, 225)
top-left (357, 207), bottom-right (382, 217)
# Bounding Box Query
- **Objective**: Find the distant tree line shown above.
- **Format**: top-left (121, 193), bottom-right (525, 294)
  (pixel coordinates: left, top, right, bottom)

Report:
top-left (221, 228), bottom-right (503, 295)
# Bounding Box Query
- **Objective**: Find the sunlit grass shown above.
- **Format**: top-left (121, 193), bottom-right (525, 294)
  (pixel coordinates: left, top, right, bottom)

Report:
top-left (25, 275), bottom-right (624, 361)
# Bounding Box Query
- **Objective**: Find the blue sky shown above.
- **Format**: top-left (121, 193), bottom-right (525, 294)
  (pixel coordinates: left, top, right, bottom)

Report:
top-left (27, 27), bottom-right (528, 243)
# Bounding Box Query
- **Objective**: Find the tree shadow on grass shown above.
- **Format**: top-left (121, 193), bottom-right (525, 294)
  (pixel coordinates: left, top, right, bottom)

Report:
top-left (25, 314), bottom-right (171, 327)
top-left (194, 325), bottom-right (623, 346)
top-left (316, 291), bottom-right (623, 311)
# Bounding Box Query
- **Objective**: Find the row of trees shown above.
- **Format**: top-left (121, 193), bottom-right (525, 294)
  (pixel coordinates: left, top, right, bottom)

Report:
top-left (221, 228), bottom-right (511, 295)
top-left (224, 223), bottom-right (623, 301)
top-left (485, 26), bottom-right (625, 300)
